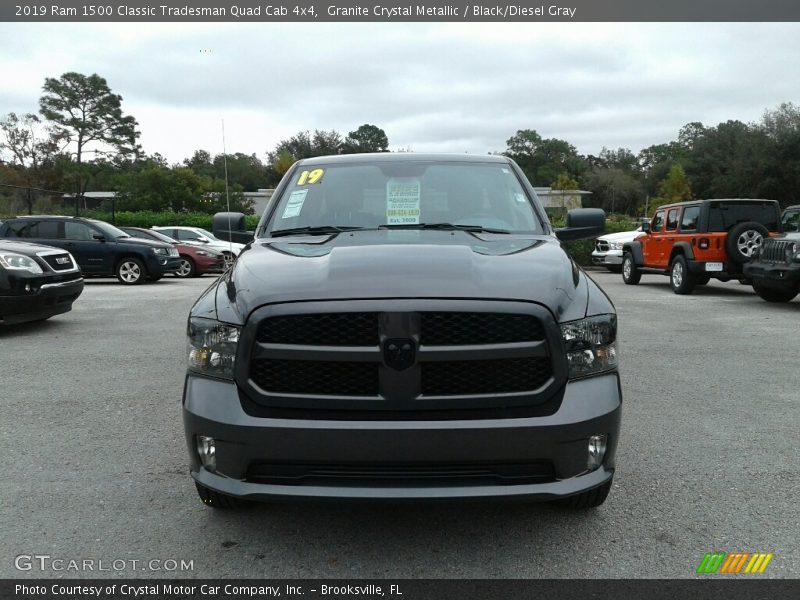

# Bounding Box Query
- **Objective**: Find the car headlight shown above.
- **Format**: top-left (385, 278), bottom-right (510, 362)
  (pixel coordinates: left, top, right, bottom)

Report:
top-left (607, 241), bottom-right (622, 250)
top-left (152, 247), bottom-right (168, 256)
top-left (789, 242), bottom-right (800, 262)
top-left (0, 252), bottom-right (43, 274)
top-left (560, 314), bottom-right (618, 379)
top-left (196, 250), bottom-right (211, 257)
top-left (187, 317), bottom-right (240, 380)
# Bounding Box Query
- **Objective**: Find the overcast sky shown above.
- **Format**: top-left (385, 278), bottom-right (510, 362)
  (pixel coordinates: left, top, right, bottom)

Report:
top-left (1, 22), bottom-right (799, 164)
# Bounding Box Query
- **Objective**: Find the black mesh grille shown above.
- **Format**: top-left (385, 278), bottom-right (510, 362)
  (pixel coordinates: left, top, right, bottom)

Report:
top-left (421, 313), bottom-right (544, 345)
top-left (256, 313), bottom-right (379, 346)
top-left (421, 357), bottom-right (551, 395)
top-left (246, 462), bottom-right (555, 487)
top-left (41, 254), bottom-right (75, 271)
top-left (251, 359), bottom-right (379, 396)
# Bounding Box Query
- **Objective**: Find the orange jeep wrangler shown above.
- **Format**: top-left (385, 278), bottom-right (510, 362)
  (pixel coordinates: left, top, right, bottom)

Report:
top-left (621, 199), bottom-right (781, 294)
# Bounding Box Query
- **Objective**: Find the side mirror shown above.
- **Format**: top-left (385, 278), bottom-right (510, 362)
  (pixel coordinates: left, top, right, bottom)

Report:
top-left (92, 233), bottom-right (106, 242)
top-left (555, 208), bottom-right (606, 241)
top-left (194, 237), bottom-right (209, 243)
top-left (641, 221), bottom-right (651, 233)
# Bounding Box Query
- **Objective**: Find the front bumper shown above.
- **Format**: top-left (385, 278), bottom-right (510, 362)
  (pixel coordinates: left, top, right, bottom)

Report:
top-left (183, 372), bottom-right (621, 502)
top-left (591, 250), bottom-right (623, 266)
top-left (195, 255), bottom-right (226, 274)
top-left (147, 255), bottom-right (182, 275)
top-left (744, 260), bottom-right (800, 286)
top-left (0, 276), bottom-right (84, 325)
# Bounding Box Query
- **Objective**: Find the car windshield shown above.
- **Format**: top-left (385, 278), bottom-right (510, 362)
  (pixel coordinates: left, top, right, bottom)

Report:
top-left (140, 229), bottom-right (178, 244)
top-left (192, 228), bottom-right (217, 240)
top-left (89, 220), bottom-right (132, 239)
top-left (266, 160), bottom-right (542, 235)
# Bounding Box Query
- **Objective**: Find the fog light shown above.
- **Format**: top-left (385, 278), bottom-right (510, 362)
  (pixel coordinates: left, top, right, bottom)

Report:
top-left (196, 435), bottom-right (216, 471)
top-left (588, 434), bottom-right (607, 471)
top-left (25, 284), bottom-right (32, 292)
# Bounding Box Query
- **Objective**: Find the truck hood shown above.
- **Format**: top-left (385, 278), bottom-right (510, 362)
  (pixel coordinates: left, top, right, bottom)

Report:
top-left (198, 229), bottom-right (600, 325)
top-left (597, 229), bottom-right (643, 243)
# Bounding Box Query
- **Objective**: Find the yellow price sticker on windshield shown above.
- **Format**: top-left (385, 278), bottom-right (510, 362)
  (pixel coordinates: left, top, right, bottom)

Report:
top-left (296, 168), bottom-right (325, 185)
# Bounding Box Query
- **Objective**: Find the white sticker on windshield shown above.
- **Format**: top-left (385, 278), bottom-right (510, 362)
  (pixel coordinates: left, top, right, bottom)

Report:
top-left (514, 192), bottom-right (527, 203)
top-left (281, 189), bottom-right (308, 219)
top-left (386, 178), bottom-right (421, 225)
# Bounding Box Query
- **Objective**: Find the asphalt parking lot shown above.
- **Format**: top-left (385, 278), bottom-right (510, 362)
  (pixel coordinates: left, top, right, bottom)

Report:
top-left (1, 271), bottom-right (798, 579)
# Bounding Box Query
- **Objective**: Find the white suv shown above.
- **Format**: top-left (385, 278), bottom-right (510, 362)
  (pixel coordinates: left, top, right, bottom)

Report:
top-left (591, 224), bottom-right (645, 272)
top-left (152, 226), bottom-right (245, 268)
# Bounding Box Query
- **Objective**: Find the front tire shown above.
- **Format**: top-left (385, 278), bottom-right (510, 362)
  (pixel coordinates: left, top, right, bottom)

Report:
top-left (116, 258), bottom-right (146, 285)
top-left (621, 253), bottom-right (641, 285)
top-left (194, 482), bottom-right (249, 509)
top-left (175, 257), bottom-right (196, 278)
top-left (556, 479), bottom-right (612, 509)
top-left (752, 282), bottom-right (799, 303)
top-left (670, 255), bottom-right (695, 294)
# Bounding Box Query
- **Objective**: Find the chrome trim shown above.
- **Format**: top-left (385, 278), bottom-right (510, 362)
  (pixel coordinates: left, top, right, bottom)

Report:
top-left (35, 250), bottom-right (80, 274)
top-left (40, 278), bottom-right (84, 291)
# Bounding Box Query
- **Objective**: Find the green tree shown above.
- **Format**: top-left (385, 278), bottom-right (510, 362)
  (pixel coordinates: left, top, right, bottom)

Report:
top-left (342, 124), bottom-right (389, 153)
top-left (650, 164), bottom-right (693, 213)
top-left (39, 72), bottom-right (140, 210)
top-left (585, 168), bottom-right (644, 215)
top-left (503, 129), bottom-right (588, 185)
top-left (551, 172), bottom-right (579, 190)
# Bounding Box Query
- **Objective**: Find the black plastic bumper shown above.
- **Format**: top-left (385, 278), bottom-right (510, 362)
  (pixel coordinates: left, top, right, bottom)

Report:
top-left (0, 277), bottom-right (84, 325)
top-left (182, 372), bottom-right (622, 502)
top-left (744, 261), bottom-right (800, 286)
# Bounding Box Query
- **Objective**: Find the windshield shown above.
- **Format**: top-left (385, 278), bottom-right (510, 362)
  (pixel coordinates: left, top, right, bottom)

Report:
top-left (124, 228), bottom-right (178, 244)
top-left (193, 228), bottom-right (217, 240)
top-left (90, 220), bottom-right (133, 239)
top-left (265, 160), bottom-right (542, 235)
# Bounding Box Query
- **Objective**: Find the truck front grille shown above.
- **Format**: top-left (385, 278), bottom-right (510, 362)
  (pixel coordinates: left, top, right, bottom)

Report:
top-left (40, 253), bottom-right (76, 271)
top-left (244, 304), bottom-right (560, 413)
top-left (595, 240), bottom-right (609, 252)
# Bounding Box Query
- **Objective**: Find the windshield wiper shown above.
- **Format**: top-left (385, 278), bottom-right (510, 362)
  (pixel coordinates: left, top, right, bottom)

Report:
top-left (269, 225), bottom-right (368, 238)
top-left (379, 223), bottom-right (511, 234)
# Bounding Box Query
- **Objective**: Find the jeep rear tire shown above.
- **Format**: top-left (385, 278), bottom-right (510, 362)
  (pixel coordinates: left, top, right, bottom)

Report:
top-left (727, 221), bottom-right (769, 264)
top-left (622, 253), bottom-right (641, 285)
top-left (752, 282), bottom-right (799, 303)
top-left (556, 479), bottom-right (612, 509)
top-left (670, 255), bottom-right (696, 294)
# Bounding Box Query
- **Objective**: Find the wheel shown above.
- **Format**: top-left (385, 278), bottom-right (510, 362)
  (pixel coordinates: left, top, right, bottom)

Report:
top-left (194, 482), bottom-right (248, 509)
top-left (621, 253), bottom-right (641, 285)
top-left (752, 282), bottom-right (799, 303)
top-left (556, 479), bottom-right (612, 509)
top-left (695, 275), bottom-right (710, 285)
top-left (175, 256), bottom-right (196, 278)
top-left (116, 258), bottom-right (146, 285)
top-left (726, 221), bottom-right (769, 264)
top-left (669, 255), bottom-right (696, 294)
top-left (606, 265), bottom-right (622, 274)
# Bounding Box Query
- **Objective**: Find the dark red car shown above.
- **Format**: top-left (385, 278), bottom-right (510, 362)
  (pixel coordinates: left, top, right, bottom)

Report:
top-left (120, 227), bottom-right (225, 278)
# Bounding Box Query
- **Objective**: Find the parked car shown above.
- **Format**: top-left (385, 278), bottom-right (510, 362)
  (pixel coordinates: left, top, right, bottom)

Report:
top-left (120, 227), bottom-right (225, 278)
top-left (183, 152), bottom-right (620, 510)
top-left (621, 199), bottom-right (781, 294)
top-left (591, 222), bottom-right (647, 272)
top-left (151, 226), bottom-right (245, 268)
top-left (1, 239), bottom-right (84, 324)
top-left (0, 216), bottom-right (181, 285)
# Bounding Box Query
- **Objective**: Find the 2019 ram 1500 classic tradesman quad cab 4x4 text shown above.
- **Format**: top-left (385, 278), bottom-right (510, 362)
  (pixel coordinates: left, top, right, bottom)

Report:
top-left (182, 153), bottom-right (621, 509)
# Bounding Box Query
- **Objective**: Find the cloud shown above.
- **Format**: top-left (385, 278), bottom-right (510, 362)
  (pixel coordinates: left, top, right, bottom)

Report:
top-left (1, 22), bottom-right (798, 163)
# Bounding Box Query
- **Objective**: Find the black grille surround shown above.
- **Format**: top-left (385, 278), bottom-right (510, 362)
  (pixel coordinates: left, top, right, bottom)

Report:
top-left (238, 300), bottom-right (567, 416)
top-left (39, 253), bottom-right (76, 272)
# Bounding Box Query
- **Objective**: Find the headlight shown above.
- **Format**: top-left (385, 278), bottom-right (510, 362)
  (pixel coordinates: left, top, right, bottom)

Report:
top-left (789, 242), bottom-right (800, 262)
top-left (560, 314), bottom-right (618, 379)
top-left (152, 247), bottom-right (168, 256)
top-left (0, 252), bottom-right (43, 274)
top-left (187, 317), bottom-right (240, 380)
top-left (196, 250), bottom-right (211, 257)
top-left (607, 241), bottom-right (622, 250)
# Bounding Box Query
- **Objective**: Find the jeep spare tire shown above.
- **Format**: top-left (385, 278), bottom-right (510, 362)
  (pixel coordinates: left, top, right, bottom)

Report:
top-left (726, 221), bottom-right (769, 264)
